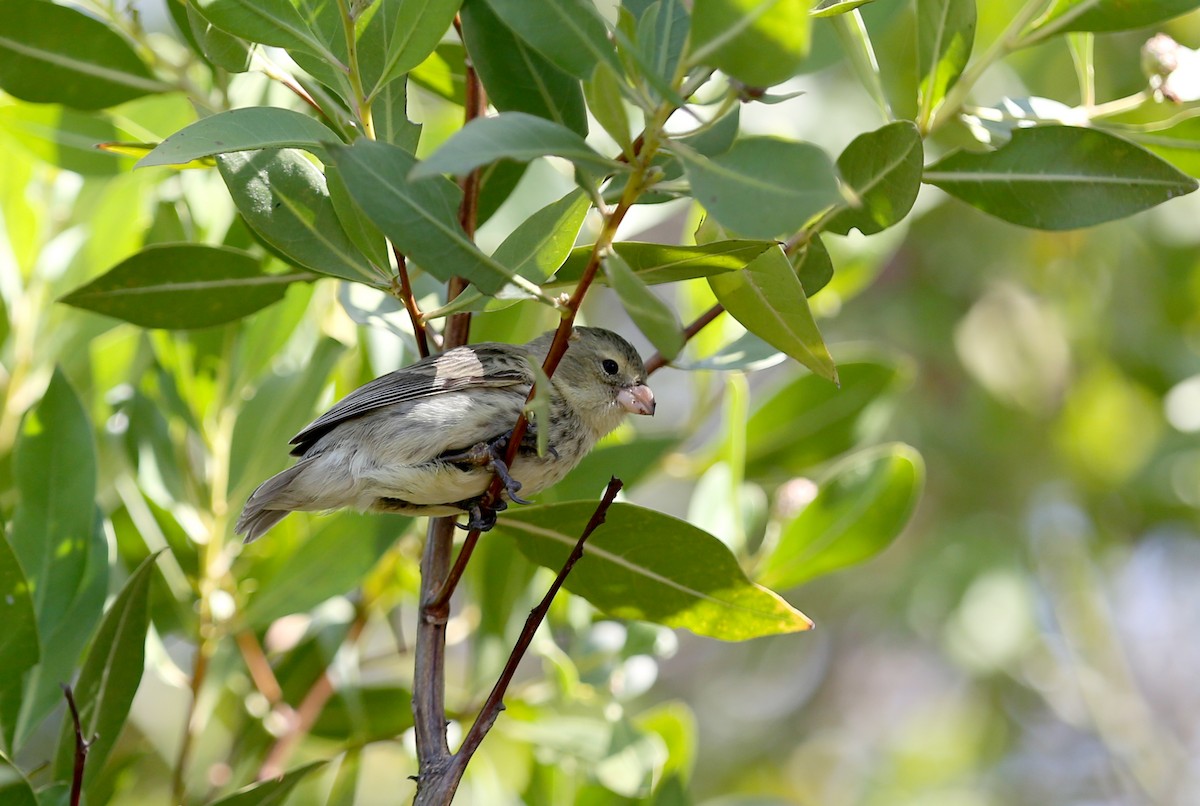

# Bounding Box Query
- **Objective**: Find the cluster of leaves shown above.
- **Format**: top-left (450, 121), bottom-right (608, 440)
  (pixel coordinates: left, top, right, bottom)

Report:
top-left (2, 0), bottom-right (1200, 803)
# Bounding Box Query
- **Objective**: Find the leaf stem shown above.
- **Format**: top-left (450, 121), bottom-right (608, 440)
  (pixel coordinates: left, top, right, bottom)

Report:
top-left (335, 0), bottom-right (375, 139)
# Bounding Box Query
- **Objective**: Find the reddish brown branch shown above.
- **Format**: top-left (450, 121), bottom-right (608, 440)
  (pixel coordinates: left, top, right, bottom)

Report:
top-left (391, 248), bottom-right (431, 358)
top-left (235, 630), bottom-right (284, 705)
top-left (644, 302), bottom-right (726, 376)
top-left (62, 684), bottom-right (92, 806)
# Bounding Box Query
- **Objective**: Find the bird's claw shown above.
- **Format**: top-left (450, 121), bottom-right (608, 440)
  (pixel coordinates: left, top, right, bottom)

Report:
top-left (443, 436), bottom-right (531, 505)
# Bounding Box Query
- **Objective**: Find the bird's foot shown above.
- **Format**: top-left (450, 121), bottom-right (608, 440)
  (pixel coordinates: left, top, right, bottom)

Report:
top-left (457, 498), bottom-right (507, 532)
top-left (442, 436), bottom-right (531, 505)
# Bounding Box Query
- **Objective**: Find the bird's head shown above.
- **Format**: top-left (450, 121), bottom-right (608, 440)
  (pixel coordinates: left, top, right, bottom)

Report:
top-left (545, 327), bottom-right (656, 436)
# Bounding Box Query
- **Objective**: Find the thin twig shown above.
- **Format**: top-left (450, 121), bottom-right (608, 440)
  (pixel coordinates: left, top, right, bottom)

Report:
top-left (235, 630), bottom-right (284, 705)
top-left (62, 684), bottom-right (92, 806)
top-left (421, 479), bottom-right (623, 803)
top-left (391, 249), bottom-right (431, 358)
top-left (644, 303), bottom-right (726, 376)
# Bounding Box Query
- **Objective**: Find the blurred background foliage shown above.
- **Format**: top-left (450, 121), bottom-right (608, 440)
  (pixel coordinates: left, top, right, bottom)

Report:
top-left (2, 0), bottom-right (1200, 804)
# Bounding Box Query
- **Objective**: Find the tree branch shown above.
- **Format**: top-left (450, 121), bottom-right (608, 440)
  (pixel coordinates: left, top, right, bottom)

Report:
top-left (391, 249), bottom-right (431, 359)
top-left (62, 684), bottom-right (93, 806)
top-left (420, 478), bottom-right (624, 804)
top-left (644, 302), bottom-right (726, 376)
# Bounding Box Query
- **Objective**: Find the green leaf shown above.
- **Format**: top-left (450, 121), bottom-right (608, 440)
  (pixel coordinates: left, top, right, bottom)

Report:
top-left (8, 518), bottom-right (107, 751)
top-left (1031, 0), bottom-right (1200, 36)
top-left (793, 234), bottom-right (834, 296)
top-left (1118, 115), bottom-right (1200, 178)
top-left (326, 750), bottom-right (361, 806)
top-left (138, 108), bottom-right (341, 167)
top-left (53, 554), bottom-right (157, 794)
top-left (367, 0), bottom-right (462, 95)
top-left (11, 370), bottom-right (95, 643)
top-left (182, 1), bottom-right (254, 73)
top-left (494, 503), bottom-right (813, 640)
top-left (207, 761), bottom-right (327, 806)
top-left (370, 74), bottom-right (422, 151)
top-left (326, 138), bottom-right (533, 295)
top-left (229, 339), bottom-right (345, 499)
top-left (825, 121), bottom-right (923, 236)
top-left (554, 240), bottom-right (778, 287)
top-left (923, 125), bottom-right (1199, 230)
top-left (0, 103), bottom-right (131, 176)
top-left (676, 138), bottom-right (840, 239)
top-left (758, 444), bottom-right (923, 589)
top-left (218, 149), bottom-right (386, 285)
top-left (0, 756), bottom-right (36, 806)
top-left (605, 253), bottom-right (685, 361)
top-left (459, 0), bottom-right (587, 135)
top-left (0, 0), bottom-right (167, 110)
top-left (411, 112), bottom-right (621, 179)
top-left (60, 244), bottom-right (300, 329)
top-left (708, 246), bottom-right (837, 383)
top-left (311, 687), bottom-right (414, 742)
top-left (242, 513), bottom-right (398, 629)
top-left (746, 358), bottom-right (909, 477)
top-left (584, 64), bottom-right (632, 149)
top-left (690, 0), bottom-right (809, 88)
top-left (0, 537), bottom-right (38, 738)
top-left (811, 0), bottom-right (876, 17)
top-left (916, 0), bottom-right (976, 131)
top-left (193, 0), bottom-right (337, 64)
top-left (540, 436), bottom-right (678, 503)
top-left (408, 42), bottom-right (466, 105)
top-left (638, 0), bottom-right (690, 89)
top-left (494, 191), bottom-right (593, 282)
top-left (481, 0), bottom-right (620, 80)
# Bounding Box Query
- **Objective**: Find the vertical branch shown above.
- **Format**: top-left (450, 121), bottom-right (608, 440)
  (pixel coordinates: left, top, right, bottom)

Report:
top-left (391, 249), bottom-right (431, 358)
top-left (444, 478), bottom-right (624, 794)
top-left (412, 23), bottom-right (488, 794)
top-left (62, 684), bottom-right (92, 806)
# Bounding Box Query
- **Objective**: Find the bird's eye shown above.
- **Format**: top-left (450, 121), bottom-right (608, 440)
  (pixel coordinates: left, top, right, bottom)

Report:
top-left (601, 358), bottom-right (619, 375)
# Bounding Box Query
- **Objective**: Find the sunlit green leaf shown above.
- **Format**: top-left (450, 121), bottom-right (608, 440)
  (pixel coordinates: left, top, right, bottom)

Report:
top-left (709, 246), bottom-right (837, 383)
top-left (676, 138), bottom-right (840, 239)
top-left (793, 234), bottom-right (834, 296)
top-left (1117, 115), bottom-right (1200, 178)
top-left (0, 537), bottom-right (38, 744)
top-left (826, 121), bottom-right (923, 236)
top-left (411, 112), bottom-right (621, 179)
top-left (923, 126), bottom-right (1198, 230)
top-left (495, 503), bottom-right (813, 640)
top-left (916, 0), bottom-right (976, 130)
top-left (61, 244), bottom-right (301, 329)
top-left (758, 444), bottom-right (924, 589)
top-left (690, 0), bottom-right (809, 87)
top-left (408, 42), bottom-right (466, 105)
top-left (0, 0), bottom-right (167, 110)
top-left (138, 108), bottom-right (341, 167)
top-left (218, 149), bottom-right (386, 285)
top-left (53, 554), bottom-right (157, 794)
top-left (0, 104), bottom-right (127, 176)
top-left (311, 686), bottom-right (414, 742)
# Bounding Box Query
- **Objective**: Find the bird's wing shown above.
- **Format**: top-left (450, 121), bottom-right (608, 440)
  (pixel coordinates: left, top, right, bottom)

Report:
top-left (289, 344), bottom-right (532, 456)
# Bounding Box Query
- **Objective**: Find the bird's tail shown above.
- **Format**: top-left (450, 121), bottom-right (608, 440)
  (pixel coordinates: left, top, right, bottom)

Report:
top-left (234, 462), bottom-right (307, 543)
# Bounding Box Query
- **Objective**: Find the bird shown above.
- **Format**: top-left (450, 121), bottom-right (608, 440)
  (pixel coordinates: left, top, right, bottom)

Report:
top-left (234, 326), bottom-right (655, 542)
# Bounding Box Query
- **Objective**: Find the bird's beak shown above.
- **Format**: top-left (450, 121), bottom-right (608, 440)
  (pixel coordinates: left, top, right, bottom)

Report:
top-left (618, 384), bottom-right (656, 416)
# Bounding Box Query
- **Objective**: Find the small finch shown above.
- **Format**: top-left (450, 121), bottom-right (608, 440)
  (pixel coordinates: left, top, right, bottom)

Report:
top-left (235, 327), bottom-right (655, 542)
